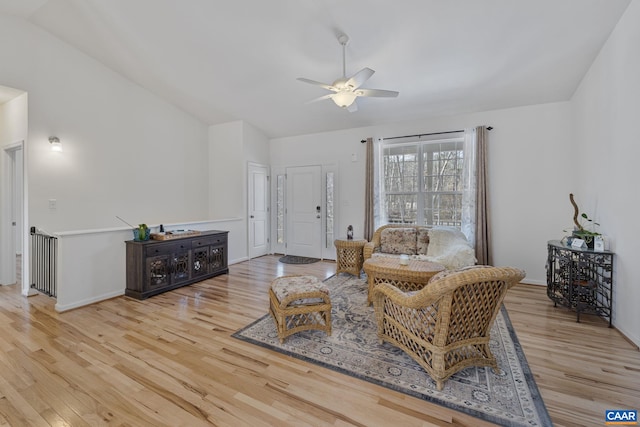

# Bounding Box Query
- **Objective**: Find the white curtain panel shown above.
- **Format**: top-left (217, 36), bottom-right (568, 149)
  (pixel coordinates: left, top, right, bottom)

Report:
top-left (461, 128), bottom-right (478, 247)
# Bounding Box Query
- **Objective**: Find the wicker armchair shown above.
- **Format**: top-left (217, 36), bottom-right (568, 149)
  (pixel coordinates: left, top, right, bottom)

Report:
top-left (371, 265), bottom-right (525, 390)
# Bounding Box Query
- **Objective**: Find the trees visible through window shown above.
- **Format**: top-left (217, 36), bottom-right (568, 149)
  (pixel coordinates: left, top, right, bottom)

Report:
top-left (383, 138), bottom-right (464, 227)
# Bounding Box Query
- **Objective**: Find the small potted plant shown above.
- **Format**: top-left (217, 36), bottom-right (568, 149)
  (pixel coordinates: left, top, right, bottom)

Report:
top-left (134, 223), bottom-right (150, 241)
top-left (566, 193), bottom-right (600, 248)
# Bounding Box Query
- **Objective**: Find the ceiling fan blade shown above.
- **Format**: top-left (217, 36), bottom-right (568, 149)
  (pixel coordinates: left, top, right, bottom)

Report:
top-left (345, 67), bottom-right (374, 89)
top-left (355, 88), bottom-right (399, 98)
top-left (346, 101), bottom-right (358, 113)
top-left (305, 94), bottom-right (334, 104)
top-left (297, 77), bottom-right (336, 91)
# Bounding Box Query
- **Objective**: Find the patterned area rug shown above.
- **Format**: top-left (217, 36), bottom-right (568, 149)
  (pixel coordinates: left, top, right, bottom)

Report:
top-left (278, 255), bottom-right (320, 264)
top-left (233, 274), bottom-right (551, 427)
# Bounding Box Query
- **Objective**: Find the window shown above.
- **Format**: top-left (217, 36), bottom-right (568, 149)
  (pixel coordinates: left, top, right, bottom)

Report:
top-left (381, 136), bottom-right (465, 227)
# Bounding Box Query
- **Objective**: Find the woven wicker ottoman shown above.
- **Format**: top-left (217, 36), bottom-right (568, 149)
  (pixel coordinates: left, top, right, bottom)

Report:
top-left (269, 275), bottom-right (332, 343)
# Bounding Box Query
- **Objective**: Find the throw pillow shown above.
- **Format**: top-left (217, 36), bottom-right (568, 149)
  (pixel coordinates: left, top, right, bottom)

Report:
top-left (380, 228), bottom-right (417, 255)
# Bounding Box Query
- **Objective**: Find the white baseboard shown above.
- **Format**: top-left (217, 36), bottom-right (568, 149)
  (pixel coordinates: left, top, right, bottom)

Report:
top-left (55, 289), bottom-right (124, 312)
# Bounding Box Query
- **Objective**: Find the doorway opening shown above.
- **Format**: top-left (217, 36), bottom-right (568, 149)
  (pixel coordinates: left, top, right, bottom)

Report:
top-left (2, 142), bottom-right (25, 289)
top-left (0, 86), bottom-right (29, 295)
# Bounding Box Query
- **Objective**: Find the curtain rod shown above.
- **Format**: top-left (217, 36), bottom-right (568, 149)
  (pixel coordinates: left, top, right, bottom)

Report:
top-left (382, 130), bottom-right (464, 141)
top-left (362, 126), bottom-right (493, 143)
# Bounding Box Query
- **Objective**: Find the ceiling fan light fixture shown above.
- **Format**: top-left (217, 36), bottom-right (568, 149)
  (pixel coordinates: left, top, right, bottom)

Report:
top-left (332, 91), bottom-right (357, 108)
top-left (298, 32), bottom-right (398, 111)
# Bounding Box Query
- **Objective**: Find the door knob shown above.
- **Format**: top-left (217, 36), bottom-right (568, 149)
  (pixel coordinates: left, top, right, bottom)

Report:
top-left (250, 215), bottom-right (254, 218)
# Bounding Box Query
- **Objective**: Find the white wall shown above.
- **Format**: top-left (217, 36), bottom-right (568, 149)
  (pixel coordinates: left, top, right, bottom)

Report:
top-left (0, 92), bottom-right (28, 143)
top-left (209, 120), bottom-right (269, 261)
top-left (209, 120), bottom-right (270, 217)
top-left (271, 102), bottom-right (573, 286)
top-left (242, 121), bottom-right (270, 166)
top-left (0, 15), bottom-right (210, 233)
top-left (209, 121), bottom-right (244, 219)
top-left (570, 0), bottom-right (640, 346)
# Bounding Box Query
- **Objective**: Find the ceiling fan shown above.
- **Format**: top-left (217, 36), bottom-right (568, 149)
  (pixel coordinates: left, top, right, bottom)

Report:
top-left (297, 33), bottom-right (399, 112)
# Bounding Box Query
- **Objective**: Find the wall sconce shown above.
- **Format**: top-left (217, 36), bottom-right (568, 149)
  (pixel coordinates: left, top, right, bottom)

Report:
top-left (49, 136), bottom-right (62, 152)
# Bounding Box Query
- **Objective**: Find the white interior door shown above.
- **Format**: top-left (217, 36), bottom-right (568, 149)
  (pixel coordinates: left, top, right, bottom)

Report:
top-left (286, 165), bottom-right (322, 258)
top-left (248, 163), bottom-right (269, 258)
top-left (1, 143), bottom-right (20, 286)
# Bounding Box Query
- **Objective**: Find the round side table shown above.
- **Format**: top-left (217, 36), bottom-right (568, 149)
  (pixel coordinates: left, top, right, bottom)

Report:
top-left (334, 239), bottom-right (367, 276)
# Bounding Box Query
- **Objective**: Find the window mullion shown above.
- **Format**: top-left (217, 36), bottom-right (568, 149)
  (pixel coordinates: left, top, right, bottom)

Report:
top-left (424, 143), bottom-right (434, 226)
top-left (417, 143), bottom-right (425, 225)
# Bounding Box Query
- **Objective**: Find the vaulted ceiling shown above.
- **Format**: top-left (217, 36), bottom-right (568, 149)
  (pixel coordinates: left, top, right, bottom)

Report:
top-left (0, 0), bottom-right (631, 138)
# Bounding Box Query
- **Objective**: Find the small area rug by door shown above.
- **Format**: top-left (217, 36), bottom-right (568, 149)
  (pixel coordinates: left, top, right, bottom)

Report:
top-left (278, 255), bottom-right (320, 264)
top-left (232, 274), bottom-right (551, 427)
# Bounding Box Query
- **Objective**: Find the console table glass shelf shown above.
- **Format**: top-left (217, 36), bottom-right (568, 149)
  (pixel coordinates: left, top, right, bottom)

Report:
top-left (546, 240), bottom-right (613, 326)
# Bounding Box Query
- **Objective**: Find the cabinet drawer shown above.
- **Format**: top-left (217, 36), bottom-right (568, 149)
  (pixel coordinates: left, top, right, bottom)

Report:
top-left (192, 235), bottom-right (227, 248)
top-left (145, 244), bottom-right (175, 257)
top-left (172, 241), bottom-right (191, 252)
top-left (144, 241), bottom-right (189, 256)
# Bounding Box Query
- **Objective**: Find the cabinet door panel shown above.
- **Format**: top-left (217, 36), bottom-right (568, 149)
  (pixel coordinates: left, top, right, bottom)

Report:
top-left (210, 245), bottom-right (226, 272)
top-left (192, 247), bottom-right (210, 278)
top-left (146, 255), bottom-right (171, 290)
top-left (172, 250), bottom-right (191, 282)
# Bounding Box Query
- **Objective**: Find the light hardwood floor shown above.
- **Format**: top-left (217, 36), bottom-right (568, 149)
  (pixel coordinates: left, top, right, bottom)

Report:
top-left (0, 255), bottom-right (638, 426)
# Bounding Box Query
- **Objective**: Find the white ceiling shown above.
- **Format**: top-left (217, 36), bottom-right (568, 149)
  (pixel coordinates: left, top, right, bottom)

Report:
top-left (0, 0), bottom-right (631, 138)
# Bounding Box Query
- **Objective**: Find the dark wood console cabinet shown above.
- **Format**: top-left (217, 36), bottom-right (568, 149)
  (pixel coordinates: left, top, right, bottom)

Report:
top-left (125, 230), bottom-right (229, 299)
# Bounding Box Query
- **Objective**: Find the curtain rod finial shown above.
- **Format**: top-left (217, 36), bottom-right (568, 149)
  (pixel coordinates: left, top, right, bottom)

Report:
top-left (487, 126), bottom-right (493, 131)
top-left (361, 139), bottom-right (366, 143)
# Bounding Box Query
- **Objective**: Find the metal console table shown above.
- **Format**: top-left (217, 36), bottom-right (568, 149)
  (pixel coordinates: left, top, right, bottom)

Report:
top-left (546, 240), bottom-right (613, 326)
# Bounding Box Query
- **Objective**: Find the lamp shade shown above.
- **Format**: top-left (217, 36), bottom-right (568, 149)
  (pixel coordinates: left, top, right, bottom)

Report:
top-left (49, 136), bottom-right (62, 152)
top-left (331, 91), bottom-right (357, 108)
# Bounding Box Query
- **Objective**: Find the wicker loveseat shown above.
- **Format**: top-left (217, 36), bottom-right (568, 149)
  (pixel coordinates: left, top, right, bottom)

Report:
top-left (371, 265), bottom-right (526, 390)
top-left (363, 224), bottom-right (476, 270)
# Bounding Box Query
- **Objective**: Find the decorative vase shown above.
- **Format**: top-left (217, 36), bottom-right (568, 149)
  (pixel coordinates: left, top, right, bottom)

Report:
top-left (133, 226), bottom-right (150, 241)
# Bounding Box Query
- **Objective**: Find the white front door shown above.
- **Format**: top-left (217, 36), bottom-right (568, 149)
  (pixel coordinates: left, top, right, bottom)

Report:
top-left (286, 165), bottom-right (322, 258)
top-left (248, 163), bottom-right (269, 259)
